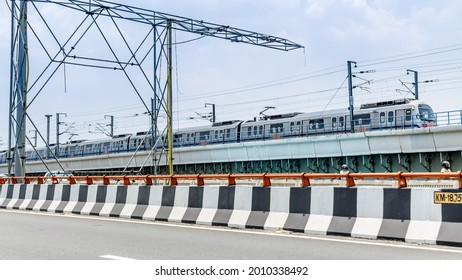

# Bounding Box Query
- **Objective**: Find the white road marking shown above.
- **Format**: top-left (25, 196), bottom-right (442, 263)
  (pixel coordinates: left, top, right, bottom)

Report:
top-left (2, 208), bottom-right (462, 255)
top-left (99, 255), bottom-right (136, 260)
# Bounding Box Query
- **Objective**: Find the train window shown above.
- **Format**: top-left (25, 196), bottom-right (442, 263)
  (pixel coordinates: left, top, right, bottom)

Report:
top-left (215, 131), bottom-right (218, 140)
top-left (253, 126), bottom-right (258, 136)
top-left (247, 127), bottom-right (252, 137)
top-left (354, 114), bottom-right (371, 125)
top-left (259, 125), bottom-right (263, 135)
top-left (380, 112), bottom-right (385, 123)
top-left (296, 121), bottom-right (301, 126)
top-left (405, 109), bottom-right (412, 121)
top-left (418, 104), bottom-right (435, 122)
top-left (309, 120), bottom-right (316, 130)
top-left (226, 129), bottom-right (231, 139)
top-left (270, 123), bottom-right (283, 135)
top-left (309, 119), bottom-right (324, 129)
top-left (199, 131), bottom-right (209, 141)
top-left (332, 117), bottom-right (337, 128)
top-left (388, 111), bottom-right (394, 123)
top-left (186, 134), bottom-right (189, 143)
top-left (339, 117), bottom-right (344, 128)
top-left (290, 122), bottom-right (294, 127)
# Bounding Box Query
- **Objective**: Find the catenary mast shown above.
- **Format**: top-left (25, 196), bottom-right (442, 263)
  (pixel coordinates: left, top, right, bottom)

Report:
top-left (8, 0), bottom-right (304, 176)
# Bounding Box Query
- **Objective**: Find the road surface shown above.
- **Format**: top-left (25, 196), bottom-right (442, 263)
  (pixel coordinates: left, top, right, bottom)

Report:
top-left (1, 209), bottom-right (461, 260)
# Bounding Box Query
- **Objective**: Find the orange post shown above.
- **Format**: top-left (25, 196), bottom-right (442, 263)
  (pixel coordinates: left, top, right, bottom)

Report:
top-left (397, 172), bottom-right (407, 188)
top-left (228, 174), bottom-right (236, 186)
top-left (123, 176), bottom-right (131, 186)
top-left (102, 176), bottom-right (110, 185)
top-left (196, 175), bottom-right (205, 186)
top-left (301, 174), bottom-right (310, 187)
top-left (345, 173), bottom-right (355, 187)
top-left (145, 175), bottom-right (153, 186)
top-left (37, 176), bottom-right (44, 184)
top-left (69, 176), bottom-right (76, 185)
top-left (169, 175), bottom-right (178, 186)
top-left (85, 176), bottom-right (93, 185)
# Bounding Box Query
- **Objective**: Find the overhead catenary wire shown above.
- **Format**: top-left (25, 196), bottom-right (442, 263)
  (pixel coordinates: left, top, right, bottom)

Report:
top-left (6, 1), bottom-right (462, 146)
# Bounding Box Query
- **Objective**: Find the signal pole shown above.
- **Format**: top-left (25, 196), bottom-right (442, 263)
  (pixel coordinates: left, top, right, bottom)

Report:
top-left (347, 61), bottom-right (357, 133)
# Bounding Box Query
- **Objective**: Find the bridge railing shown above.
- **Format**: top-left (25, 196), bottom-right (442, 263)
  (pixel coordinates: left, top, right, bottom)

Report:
top-left (1, 172), bottom-right (461, 188)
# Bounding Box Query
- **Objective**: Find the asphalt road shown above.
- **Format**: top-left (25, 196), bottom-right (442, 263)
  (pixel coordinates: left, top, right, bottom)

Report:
top-left (1, 209), bottom-right (462, 260)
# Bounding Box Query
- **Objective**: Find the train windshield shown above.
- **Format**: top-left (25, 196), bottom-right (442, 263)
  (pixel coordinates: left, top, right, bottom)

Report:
top-left (418, 104), bottom-right (435, 122)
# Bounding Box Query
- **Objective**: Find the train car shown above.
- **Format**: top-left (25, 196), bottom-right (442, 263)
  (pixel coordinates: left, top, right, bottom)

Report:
top-left (128, 131), bottom-right (152, 152)
top-left (240, 99), bottom-right (435, 140)
top-left (240, 112), bottom-right (305, 141)
top-left (157, 119), bottom-right (243, 148)
top-left (104, 133), bottom-right (132, 154)
top-left (3, 99), bottom-right (435, 164)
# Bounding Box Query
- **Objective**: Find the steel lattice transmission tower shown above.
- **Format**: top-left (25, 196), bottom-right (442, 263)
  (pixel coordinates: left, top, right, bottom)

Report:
top-left (8, 0), bottom-right (304, 176)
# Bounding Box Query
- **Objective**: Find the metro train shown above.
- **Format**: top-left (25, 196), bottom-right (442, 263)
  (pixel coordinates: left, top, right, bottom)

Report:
top-left (0, 98), bottom-right (435, 164)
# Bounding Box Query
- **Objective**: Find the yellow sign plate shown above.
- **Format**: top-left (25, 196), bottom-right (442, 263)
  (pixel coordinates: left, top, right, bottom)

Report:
top-left (434, 192), bottom-right (462, 204)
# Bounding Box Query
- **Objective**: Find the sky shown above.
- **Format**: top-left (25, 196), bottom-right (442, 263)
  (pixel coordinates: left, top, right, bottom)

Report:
top-left (1, 0), bottom-right (462, 150)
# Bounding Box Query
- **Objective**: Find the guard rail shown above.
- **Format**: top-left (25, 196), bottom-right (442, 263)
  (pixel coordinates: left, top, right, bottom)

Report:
top-left (0, 172), bottom-right (461, 188)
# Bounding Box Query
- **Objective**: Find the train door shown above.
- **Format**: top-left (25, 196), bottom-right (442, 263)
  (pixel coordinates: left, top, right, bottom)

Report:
top-left (345, 115), bottom-right (351, 132)
top-left (395, 109), bottom-right (407, 129)
top-left (387, 111), bottom-right (395, 129)
top-left (339, 116), bottom-right (346, 133)
top-left (331, 116), bottom-right (346, 133)
top-left (404, 108), bottom-right (412, 127)
top-left (330, 117), bottom-right (337, 133)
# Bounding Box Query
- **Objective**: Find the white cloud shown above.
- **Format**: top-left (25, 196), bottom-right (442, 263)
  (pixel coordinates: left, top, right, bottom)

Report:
top-left (305, 0), bottom-right (336, 17)
top-left (305, 0), bottom-right (458, 53)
